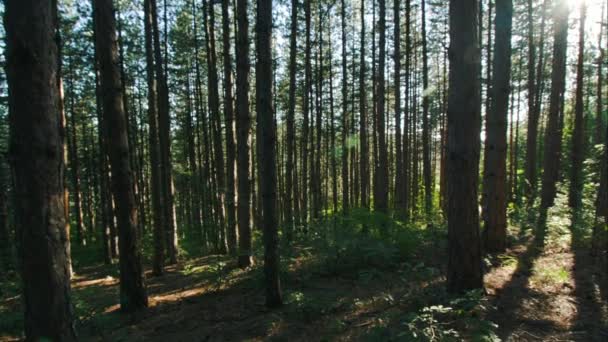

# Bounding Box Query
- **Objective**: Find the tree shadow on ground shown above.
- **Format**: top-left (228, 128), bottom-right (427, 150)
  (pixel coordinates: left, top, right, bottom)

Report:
top-left (570, 210), bottom-right (608, 341)
top-left (488, 208), bottom-right (557, 340)
top-left (74, 245), bottom-right (450, 341)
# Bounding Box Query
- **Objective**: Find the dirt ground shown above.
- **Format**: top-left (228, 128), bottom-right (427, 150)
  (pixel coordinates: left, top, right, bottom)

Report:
top-left (1, 217), bottom-right (607, 341)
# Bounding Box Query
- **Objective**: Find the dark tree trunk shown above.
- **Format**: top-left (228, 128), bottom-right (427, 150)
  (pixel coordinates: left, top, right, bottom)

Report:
top-left (256, 0), bottom-right (282, 307)
top-left (375, 0), bottom-right (388, 214)
top-left (446, 0), bottom-right (483, 293)
top-left (524, 0), bottom-right (537, 201)
top-left (359, 0), bottom-right (369, 210)
top-left (540, 0), bottom-right (569, 211)
top-left (528, 0), bottom-right (550, 203)
top-left (568, 3), bottom-right (587, 209)
top-left (236, 0), bottom-right (253, 267)
top-left (285, 0), bottom-right (297, 239)
top-left (302, 0), bottom-right (311, 223)
top-left (421, 0), bottom-right (432, 218)
top-left (204, 0), bottom-right (228, 254)
top-left (482, 0), bottom-right (512, 253)
top-left (593, 121), bottom-right (608, 254)
top-left (67, 62), bottom-right (86, 246)
top-left (342, 0), bottom-right (351, 213)
top-left (5, 0), bottom-right (77, 338)
top-left (404, 0), bottom-right (411, 218)
top-left (394, 0), bottom-right (403, 214)
top-left (222, 0), bottom-right (238, 255)
top-left (0, 160), bottom-right (10, 276)
top-left (596, 5), bottom-right (605, 148)
top-left (144, 0), bottom-right (165, 276)
top-left (151, 0), bottom-right (178, 263)
top-left (94, 0), bottom-right (148, 312)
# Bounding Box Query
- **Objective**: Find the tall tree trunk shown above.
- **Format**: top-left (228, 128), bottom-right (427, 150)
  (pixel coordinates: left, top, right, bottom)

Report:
top-left (94, 0), bottom-right (149, 312)
top-left (144, 0), bottom-right (165, 275)
top-left (0, 160), bottom-right (10, 276)
top-left (359, 0), bottom-right (369, 210)
top-left (568, 3), bottom-right (587, 209)
top-left (204, 0), bottom-right (228, 254)
top-left (342, 0), bottom-right (351, 213)
top-left (592, 119), bottom-right (608, 254)
top-left (328, 28), bottom-right (339, 214)
top-left (256, 0), bottom-right (282, 307)
top-left (67, 61), bottom-right (86, 246)
top-left (421, 0), bottom-right (432, 218)
top-left (5, 0), bottom-right (77, 338)
top-left (540, 0), bottom-right (569, 212)
top-left (528, 0), bottom-right (549, 203)
top-left (524, 0), bottom-right (537, 201)
top-left (302, 0), bottom-right (311, 223)
top-left (404, 0), bottom-right (411, 218)
top-left (313, 14), bottom-right (323, 220)
top-left (482, 0), bottom-right (512, 253)
top-left (236, 0), bottom-right (253, 267)
top-left (446, 0), bottom-right (483, 293)
top-left (375, 0), bottom-right (388, 214)
top-left (596, 4), bottom-right (605, 147)
top-left (394, 0), bottom-right (403, 214)
top-left (223, 0), bottom-right (237, 255)
top-left (285, 0), bottom-right (298, 240)
top-left (151, 0), bottom-right (178, 263)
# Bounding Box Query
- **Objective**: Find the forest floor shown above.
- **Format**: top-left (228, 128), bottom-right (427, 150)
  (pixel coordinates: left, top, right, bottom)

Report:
top-left (1, 201), bottom-right (607, 341)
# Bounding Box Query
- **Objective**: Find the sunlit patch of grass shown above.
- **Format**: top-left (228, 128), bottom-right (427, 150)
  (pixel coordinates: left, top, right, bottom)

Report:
top-left (531, 264), bottom-right (570, 287)
top-left (497, 254), bottom-right (519, 269)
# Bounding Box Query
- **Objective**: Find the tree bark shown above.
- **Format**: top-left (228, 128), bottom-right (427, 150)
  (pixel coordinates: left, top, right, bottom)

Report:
top-left (540, 0), bottom-right (569, 211)
top-left (524, 0), bottom-right (537, 201)
top-left (285, 0), bottom-right (297, 239)
top-left (144, 0), bottom-right (165, 275)
top-left (5, 0), bottom-right (77, 338)
top-left (222, 0), bottom-right (238, 255)
top-left (256, 0), bottom-right (282, 307)
top-left (446, 0), bottom-right (483, 293)
top-left (151, 0), bottom-right (178, 263)
top-left (302, 0), bottom-right (312, 223)
top-left (342, 0), bottom-right (351, 213)
top-left (236, 0), bottom-right (253, 267)
top-left (94, 0), bottom-right (148, 312)
top-left (568, 3), bottom-right (587, 209)
top-left (421, 0), bottom-right (432, 218)
top-left (482, 0), bottom-right (512, 253)
top-left (375, 0), bottom-right (388, 214)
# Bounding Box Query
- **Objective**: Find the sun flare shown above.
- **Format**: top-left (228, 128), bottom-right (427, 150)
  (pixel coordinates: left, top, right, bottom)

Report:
top-left (568, 0), bottom-right (604, 13)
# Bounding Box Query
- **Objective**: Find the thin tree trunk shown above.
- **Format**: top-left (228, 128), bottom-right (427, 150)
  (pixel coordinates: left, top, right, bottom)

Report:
top-left (236, 0), bottom-right (253, 267)
top-left (285, 0), bottom-right (297, 239)
top-left (568, 3), bottom-right (587, 209)
top-left (222, 0), bottom-right (237, 255)
top-left (421, 0), bottom-right (432, 218)
top-left (524, 0), bottom-right (537, 201)
top-left (375, 0), bottom-right (388, 214)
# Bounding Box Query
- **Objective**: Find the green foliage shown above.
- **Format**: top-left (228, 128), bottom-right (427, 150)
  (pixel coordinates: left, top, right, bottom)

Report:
top-left (284, 290), bottom-right (339, 322)
top-left (295, 209), bottom-right (426, 277)
top-left (401, 290), bottom-right (499, 342)
top-left (0, 279), bottom-right (22, 338)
